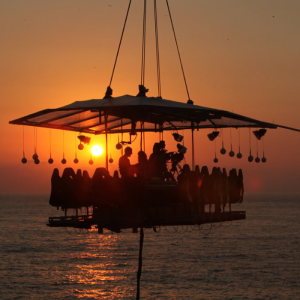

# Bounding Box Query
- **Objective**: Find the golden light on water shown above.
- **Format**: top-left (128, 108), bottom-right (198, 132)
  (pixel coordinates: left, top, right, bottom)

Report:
top-left (91, 145), bottom-right (103, 156)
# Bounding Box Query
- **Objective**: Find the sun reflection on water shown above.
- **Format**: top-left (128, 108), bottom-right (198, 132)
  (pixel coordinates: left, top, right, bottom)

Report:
top-left (62, 231), bottom-right (136, 299)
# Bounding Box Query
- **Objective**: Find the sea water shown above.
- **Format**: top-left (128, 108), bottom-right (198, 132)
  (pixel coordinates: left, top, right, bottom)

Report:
top-left (0, 194), bottom-right (299, 300)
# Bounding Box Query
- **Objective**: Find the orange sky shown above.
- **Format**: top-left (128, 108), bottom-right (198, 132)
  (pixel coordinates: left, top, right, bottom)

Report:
top-left (0, 0), bottom-right (299, 194)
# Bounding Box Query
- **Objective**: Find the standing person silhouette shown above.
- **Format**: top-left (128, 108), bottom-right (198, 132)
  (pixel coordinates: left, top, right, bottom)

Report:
top-left (119, 147), bottom-right (133, 178)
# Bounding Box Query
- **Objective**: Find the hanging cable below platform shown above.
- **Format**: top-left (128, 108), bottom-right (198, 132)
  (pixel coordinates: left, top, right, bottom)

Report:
top-left (136, 227), bottom-right (144, 300)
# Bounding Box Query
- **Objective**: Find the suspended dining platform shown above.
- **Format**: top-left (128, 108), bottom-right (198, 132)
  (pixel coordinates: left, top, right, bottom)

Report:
top-left (47, 165), bottom-right (246, 233)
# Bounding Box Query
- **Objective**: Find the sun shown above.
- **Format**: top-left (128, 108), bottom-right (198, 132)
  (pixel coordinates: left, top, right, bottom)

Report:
top-left (91, 145), bottom-right (103, 156)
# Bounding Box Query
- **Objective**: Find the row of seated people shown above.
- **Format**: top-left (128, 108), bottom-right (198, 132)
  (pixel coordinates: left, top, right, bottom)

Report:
top-left (177, 165), bottom-right (244, 213)
top-left (50, 167), bottom-right (146, 209)
top-left (49, 165), bottom-right (243, 211)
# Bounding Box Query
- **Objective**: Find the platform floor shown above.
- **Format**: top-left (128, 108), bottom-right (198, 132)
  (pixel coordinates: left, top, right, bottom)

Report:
top-left (48, 205), bottom-right (246, 233)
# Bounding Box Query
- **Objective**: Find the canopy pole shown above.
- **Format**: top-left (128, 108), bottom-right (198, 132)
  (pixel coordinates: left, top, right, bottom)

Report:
top-left (105, 115), bottom-right (108, 170)
top-left (136, 227), bottom-right (144, 300)
top-left (191, 128), bottom-right (195, 170)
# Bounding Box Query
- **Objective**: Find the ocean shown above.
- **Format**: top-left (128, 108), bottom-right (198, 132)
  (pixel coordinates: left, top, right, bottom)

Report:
top-left (0, 194), bottom-right (299, 299)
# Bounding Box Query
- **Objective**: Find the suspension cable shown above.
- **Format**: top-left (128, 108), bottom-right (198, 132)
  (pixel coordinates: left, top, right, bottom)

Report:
top-left (165, 0), bottom-right (190, 100)
top-left (141, 0), bottom-right (147, 86)
top-left (154, 0), bottom-right (161, 97)
top-left (109, 0), bottom-right (132, 87)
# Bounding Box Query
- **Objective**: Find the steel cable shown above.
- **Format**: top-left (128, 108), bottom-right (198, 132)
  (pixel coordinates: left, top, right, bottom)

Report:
top-left (165, 0), bottom-right (190, 100)
top-left (109, 0), bottom-right (132, 87)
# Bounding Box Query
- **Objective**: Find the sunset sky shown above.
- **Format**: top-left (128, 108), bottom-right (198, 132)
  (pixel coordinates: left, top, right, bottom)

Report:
top-left (1, 0), bottom-right (299, 194)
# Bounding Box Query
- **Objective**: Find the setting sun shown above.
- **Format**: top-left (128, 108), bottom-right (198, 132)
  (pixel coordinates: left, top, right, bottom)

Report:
top-left (91, 145), bottom-right (103, 156)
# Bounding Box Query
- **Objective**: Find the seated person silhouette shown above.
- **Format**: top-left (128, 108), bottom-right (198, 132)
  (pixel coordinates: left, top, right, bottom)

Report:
top-left (119, 146), bottom-right (133, 178)
top-left (136, 151), bottom-right (149, 179)
top-left (49, 168), bottom-right (62, 207)
top-left (149, 143), bottom-right (161, 177)
top-left (149, 141), bottom-right (168, 179)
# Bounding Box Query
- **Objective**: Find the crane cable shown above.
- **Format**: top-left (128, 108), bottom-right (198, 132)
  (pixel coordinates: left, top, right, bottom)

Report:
top-left (154, 0), bottom-right (161, 97)
top-left (165, 0), bottom-right (191, 101)
top-left (141, 0), bottom-right (147, 86)
top-left (108, 0), bottom-right (132, 88)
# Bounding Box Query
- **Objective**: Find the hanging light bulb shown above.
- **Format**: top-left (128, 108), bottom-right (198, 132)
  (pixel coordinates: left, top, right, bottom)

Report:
top-left (78, 143), bottom-right (84, 150)
top-left (261, 137), bottom-right (267, 163)
top-left (108, 134), bottom-right (114, 163)
top-left (89, 153), bottom-right (93, 165)
top-left (220, 129), bottom-right (226, 154)
top-left (229, 144), bottom-right (235, 157)
top-left (220, 141), bottom-right (226, 154)
top-left (248, 128), bottom-right (253, 162)
top-left (116, 134), bottom-right (122, 149)
top-left (254, 139), bottom-right (260, 163)
top-left (255, 149), bottom-right (260, 163)
top-left (48, 130), bottom-right (53, 164)
top-left (73, 132), bottom-right (79, 163)
top-left (262, 150), bottom-right (267, 163)
top-left (22, 128), bottom-right (27, 164)
top-left (248, 150), bottom-right (254, 162)
top-left (237, 145), bottom-right (242, 159)
top-left (33, 127), bottom-right (39, 164)
top-left (61, 131), bottom-right (66, 164)
top-left (229, 128), bottom-right (234, 157)
top-left (214, 140), bottom-right (218, 163)
top-left (236, 129), bottom-right (242, 158)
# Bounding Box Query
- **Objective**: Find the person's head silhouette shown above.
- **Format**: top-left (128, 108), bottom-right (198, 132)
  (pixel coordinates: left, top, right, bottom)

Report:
top-left (124, 147), bottom-right (132, 157)
top-left (138, 151), bottom-right (147, 162)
